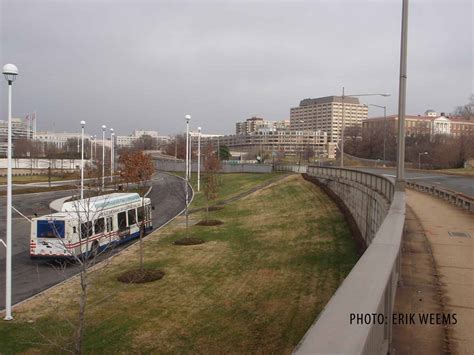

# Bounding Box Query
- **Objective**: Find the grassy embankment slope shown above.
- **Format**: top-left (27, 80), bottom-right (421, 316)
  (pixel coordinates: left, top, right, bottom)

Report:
top-left (0, 173), bottom-right (358, 354)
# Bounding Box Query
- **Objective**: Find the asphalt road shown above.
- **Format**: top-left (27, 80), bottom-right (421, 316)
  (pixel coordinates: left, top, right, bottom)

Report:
top-left (0, 172), bottom-right (190, 307)
top-left (354, 167), bottom-right (474, 197)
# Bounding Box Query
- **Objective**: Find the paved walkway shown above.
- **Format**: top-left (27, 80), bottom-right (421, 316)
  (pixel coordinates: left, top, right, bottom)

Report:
top-left (393, 189), bottom-right (473, 354)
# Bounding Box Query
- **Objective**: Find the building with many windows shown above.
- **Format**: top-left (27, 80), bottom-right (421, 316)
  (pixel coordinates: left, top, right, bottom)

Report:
top-left (206, 130), bottom-right (334, 159)
top-left (235, 117), bottom-right (290, 135)
top-left (116, 130), bottom-right (170, 148)
top-left (0, 117), bottom-right (33, 156)
top-left (290, 96), bottom-right (368, 144)
top-left (362, 114), bottom-right (473, 138)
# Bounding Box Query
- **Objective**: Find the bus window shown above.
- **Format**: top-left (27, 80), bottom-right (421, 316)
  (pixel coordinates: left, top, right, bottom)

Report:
top-left (137, 207), bottom-right (145, 223)
top-left (118, 211), bottom-right (127, 231)
top-left (94, 218), bottom-right (105, 234)
top-left (106, 216), bottom-right (113, 232)
top-left (128, 209), bottom-right (137, 226)
top-left (37, 220), bottom-right (65, 238)
top-left (81, 221), bottom-right (93, 239)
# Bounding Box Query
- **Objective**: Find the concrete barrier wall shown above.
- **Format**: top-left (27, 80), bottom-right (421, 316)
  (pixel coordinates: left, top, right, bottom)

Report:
top-left (274, 165), bottom-right (405, 354)
top-left (0, 158), bottom-right (87, 170)
top-left (154, 159), bottom-right (273, 173)
top-left (406, 181), bottom-right (473, 212)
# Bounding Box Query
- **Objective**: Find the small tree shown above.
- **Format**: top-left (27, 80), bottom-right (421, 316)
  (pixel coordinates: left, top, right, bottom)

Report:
top-left (119, 150), bottom-right (154, 187)
top-left (203, 144), bottom-right (220, 221)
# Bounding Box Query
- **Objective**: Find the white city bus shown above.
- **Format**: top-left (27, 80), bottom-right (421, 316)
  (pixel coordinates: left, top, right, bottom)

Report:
top-left (30, 193), bottom-right (153, 259)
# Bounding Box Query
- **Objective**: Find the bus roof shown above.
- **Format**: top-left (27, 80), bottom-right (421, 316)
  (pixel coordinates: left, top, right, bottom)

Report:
top-left (61, 193), bottom-right (144, 213)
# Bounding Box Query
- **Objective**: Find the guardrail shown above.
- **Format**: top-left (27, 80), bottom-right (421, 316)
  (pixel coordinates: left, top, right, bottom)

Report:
top-left (275, 165), bottom-right (405, 354)
top-left (406, 181), bottom-right (473, 213)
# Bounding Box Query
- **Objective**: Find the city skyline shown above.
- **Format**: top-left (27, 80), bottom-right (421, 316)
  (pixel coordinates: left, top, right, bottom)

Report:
top-left (1, 0), bottom-right (472, 136)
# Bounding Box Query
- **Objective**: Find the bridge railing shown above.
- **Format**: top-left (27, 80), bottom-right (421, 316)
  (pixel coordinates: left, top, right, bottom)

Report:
top-left (406, 180), bottom-right (473, 212)
top-left (275, 165), bottom-right (405, 355)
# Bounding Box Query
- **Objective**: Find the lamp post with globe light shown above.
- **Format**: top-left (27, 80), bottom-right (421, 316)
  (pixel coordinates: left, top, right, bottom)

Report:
top-left (110, 128), bottom-right (114, 183)
top-left (197, 127), bottom-right (201, 191)
top-left (101, 125), bottom-right (106, 189)
top-left (80, 120), bottom-right (86, 200)
top-left (2, 63), bottom-right (19, 321)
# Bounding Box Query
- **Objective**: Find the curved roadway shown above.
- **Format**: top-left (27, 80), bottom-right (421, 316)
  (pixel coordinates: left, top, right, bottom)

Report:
top-left (0, 172), bottom-right (189, 307)
top-left (354, 167), bottom-right (473, 197)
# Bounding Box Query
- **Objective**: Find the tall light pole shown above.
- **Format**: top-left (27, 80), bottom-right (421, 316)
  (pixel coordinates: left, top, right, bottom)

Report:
top-left (369, 104), bottom-right (387, 163)
top-left (184, 115), bottom-right (191, 235)
top-left (90, 135), bottom-right (93, 161)
top-left (197, 127), bottom-right (201, 192)
top-left (80, 120), bottom-right (86, 200)
top-left (95, 135), bottom-right (98, 160)
top-left (396, 0), bottom-right (409, 186)
top-left (3, 63), bottom-right (18, 321)
top-left (110, 128), bottom-right (114, 183)
top-left (340, 90), bottom-right (390, 168)
top-left (101, 125), bottom-right (106, 190)
top-left (418, 151), bottom-right (428, 169)
top-left (188, 133), bottom-right (192, 179)
top-left (185, 115), bottom-right (190, 180)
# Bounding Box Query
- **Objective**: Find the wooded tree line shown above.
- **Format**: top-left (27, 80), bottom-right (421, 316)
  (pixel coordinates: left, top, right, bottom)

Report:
top-left (163, 135), bottom-right (231, 161)
top-left (345, 128), bottom-right (474, 169)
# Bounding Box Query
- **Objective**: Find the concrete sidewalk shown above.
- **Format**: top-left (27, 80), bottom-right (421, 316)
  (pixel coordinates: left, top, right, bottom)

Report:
top-left (394, 189), bottom-right (473, 354)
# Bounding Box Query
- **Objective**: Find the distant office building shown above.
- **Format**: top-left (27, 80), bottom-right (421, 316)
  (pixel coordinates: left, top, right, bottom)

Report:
top-left (362, 113), bottom-right (474, 138)
top-left (116, 130), bottom-right (170, 148)
top-left (290, 96), bottom-right (368, 143)
top-left (35, 131), bottom-right (92, 149)
top-left (235, 117), bottom-right (290, 135)
top-left (208, 130), bottom-right (334, 159)
top-left (0, 117), bottom-right (33, 156)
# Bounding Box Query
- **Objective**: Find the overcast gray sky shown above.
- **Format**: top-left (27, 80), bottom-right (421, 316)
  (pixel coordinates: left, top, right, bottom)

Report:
top-left (1, 0), bottom-right (472, 136)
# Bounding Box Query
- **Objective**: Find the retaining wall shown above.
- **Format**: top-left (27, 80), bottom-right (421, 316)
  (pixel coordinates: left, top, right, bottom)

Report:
top-left (274, 165), bottom-right (405, 355)
top-left (154, 159), bottom-right (272, 173)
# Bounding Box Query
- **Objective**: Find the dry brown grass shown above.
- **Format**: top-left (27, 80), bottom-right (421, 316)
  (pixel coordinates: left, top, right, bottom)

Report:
top-left (2, 175), bottom-right (358, 354)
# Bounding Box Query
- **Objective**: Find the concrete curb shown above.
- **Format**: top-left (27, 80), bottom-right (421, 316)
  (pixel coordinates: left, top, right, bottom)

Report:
top-left (49, 196), bottom-right (73, 212)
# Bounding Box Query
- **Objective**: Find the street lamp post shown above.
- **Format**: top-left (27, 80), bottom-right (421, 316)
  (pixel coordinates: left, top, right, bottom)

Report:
top-left (110, 128), bottom-right (114, 183)
top-left (2, 63), bottom-right (18, 321)
top-left (184, 115), bottom-right (191, 234)
top-left (369, 104), bottom-right (387, 163)
top-left (80, 120), bottom-right (86, 200)
top-left (101, 125), bottom-right (106, 190)
top-left (185, 116), bottom-right (190, 180)
top-left (340, 90), bottom-right (390, 168)
top-left (90, 135), bottom-right (93, 161)
top-left (396, 0), bottom-right (409, 185)
top-left (93, 135), bottom-right (97, 163)
top-left (418, 151), bottom-right (428, 169)
top-left (197, 127), bottom-right (201, 192)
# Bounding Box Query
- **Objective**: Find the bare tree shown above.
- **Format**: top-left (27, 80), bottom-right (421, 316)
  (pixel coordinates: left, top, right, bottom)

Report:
top-left (202, 144), bottom-right (220, 221)
top-left (452, 94), bottom-right (473, 121)
top-left (42, 183), bottom-right (112, 354)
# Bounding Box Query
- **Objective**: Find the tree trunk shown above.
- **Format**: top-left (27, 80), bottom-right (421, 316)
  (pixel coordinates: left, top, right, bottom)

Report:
top-left (75, 267), bottom-right (87, 355)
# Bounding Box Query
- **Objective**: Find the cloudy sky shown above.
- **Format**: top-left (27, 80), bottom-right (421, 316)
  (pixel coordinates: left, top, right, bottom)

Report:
top-left (0, 0), bottom-right (472, 136)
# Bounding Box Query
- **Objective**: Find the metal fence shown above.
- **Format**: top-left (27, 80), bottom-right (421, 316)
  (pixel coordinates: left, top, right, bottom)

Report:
top-left (406, 181), bottom-right (473, 212)
top-left (274, 165), bottom-right (405, 355)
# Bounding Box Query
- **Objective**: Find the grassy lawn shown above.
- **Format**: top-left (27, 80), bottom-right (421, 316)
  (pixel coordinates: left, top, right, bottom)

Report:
top-left (0, 175), bottom-right (358, 354)
top-left (173, 171), bottom-right (286, 209)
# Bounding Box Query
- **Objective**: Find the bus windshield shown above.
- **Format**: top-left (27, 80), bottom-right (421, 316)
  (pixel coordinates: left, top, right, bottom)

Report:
top-left (37, 220), bottom-right (65, 238)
